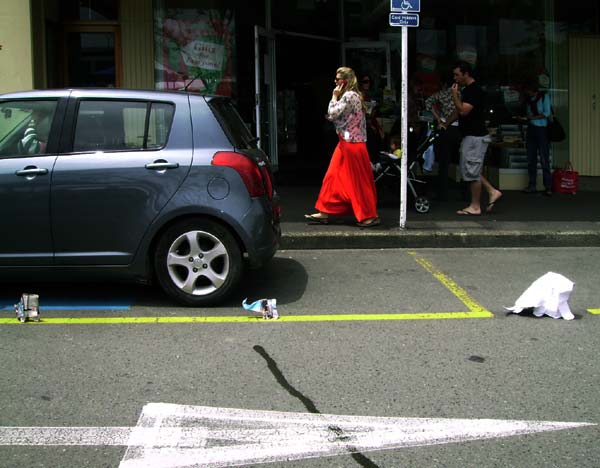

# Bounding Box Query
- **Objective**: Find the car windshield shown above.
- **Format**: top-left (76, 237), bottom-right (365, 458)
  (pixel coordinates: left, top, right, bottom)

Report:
top-left (208, 98), bottom-right (258, 150)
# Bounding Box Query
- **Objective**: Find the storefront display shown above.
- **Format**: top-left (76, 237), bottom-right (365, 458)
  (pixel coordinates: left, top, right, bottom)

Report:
top-left (154, 1), bottom-right (236, 96)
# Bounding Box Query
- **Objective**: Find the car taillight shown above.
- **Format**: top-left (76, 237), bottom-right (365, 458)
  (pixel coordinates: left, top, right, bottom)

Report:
top-left (212, 151), bottom-right (266, 198)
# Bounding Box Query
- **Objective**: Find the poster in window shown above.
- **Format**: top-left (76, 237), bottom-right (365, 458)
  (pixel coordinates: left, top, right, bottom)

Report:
top-left (155, 6), bottom-right (235, 96)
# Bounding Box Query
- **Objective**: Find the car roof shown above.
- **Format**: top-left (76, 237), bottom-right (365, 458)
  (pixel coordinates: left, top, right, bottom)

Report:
top-left (0, 88), bottom-right (220, 103)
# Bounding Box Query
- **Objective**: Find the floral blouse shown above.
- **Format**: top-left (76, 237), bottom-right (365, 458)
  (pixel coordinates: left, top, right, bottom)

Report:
top-left (326, 90), bottom-right (367, 143)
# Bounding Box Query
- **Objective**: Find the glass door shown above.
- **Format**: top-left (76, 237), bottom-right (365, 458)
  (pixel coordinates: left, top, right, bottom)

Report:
top-left (254, 26), bottom-right (278, 169)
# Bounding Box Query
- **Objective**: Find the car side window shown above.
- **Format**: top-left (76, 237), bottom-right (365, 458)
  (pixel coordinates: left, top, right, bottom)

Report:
top-left (0, 100), bottom-right (58, 158)
top-left (147, 103), bottom-right (175, 149)
top-left (73, 100), bottom-right (174, 153)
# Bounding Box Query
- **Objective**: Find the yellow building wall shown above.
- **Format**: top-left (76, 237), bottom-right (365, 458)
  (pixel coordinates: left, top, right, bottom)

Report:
top-left (569, 35), bottom-right (600, 177)
top-left (121, 0), bottom-right (155, 90)
top-left (0, 0), bottom-right (34, 93)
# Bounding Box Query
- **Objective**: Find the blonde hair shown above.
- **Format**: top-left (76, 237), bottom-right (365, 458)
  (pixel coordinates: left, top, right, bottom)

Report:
top-left (336, 66), bottom-right (365, 111)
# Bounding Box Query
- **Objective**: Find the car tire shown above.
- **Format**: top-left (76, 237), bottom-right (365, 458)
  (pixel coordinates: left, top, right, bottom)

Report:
top-left (154, 218), bottom-right (242, 306)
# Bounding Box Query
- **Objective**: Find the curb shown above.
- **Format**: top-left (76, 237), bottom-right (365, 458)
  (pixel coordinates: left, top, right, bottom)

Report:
top-left (280, 230), bottom-right (600, 249)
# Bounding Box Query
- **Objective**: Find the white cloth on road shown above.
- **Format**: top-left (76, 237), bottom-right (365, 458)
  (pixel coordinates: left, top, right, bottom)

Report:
top-left (504, 272), bottom-right (575, 320)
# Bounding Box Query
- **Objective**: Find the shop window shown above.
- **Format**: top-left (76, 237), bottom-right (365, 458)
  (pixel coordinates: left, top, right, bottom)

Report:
top-left (56, 0), bottom-right (122, 88)
top-left (154, 1), bottom-right (237, 97)
top-left (61, 0), bottom-right (119, 21)
top-left (66, 30), bottom-right (119, 88)
top-left (272, 0), bottom-right (340, 38)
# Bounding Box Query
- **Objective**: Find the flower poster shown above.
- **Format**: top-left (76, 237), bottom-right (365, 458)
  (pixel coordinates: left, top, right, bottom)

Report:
top-left (155, 5), bottom-right (235, 96)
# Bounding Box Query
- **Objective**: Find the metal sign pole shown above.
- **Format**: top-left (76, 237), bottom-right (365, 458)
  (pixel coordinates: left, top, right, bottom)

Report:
top-left (400, 26), bottom-right (408, 229)
top-left (390, 0), bottom-right (420, 229)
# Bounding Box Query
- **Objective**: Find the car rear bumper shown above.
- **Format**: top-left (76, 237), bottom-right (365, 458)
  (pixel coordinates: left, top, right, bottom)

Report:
top-left (243, 194), bottom-right (281, 268)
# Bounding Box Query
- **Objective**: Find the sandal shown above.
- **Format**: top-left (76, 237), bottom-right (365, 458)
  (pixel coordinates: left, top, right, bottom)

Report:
top-left (457, 209), bottom-right (481, 216)
top-left (356, 217), bottom-right (381, 227)
top-left (304, 213), bottom-right (329, 224)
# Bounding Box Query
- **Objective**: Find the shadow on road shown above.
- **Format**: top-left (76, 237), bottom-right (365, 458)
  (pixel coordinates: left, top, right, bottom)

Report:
top-left (254, 345), bottom-right (380, 468)
top-left (0, 257), bottom-right (308, 311)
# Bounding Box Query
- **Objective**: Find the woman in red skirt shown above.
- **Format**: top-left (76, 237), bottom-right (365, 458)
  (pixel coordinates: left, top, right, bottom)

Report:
top-left (305, 67), bottom-right (380, 227)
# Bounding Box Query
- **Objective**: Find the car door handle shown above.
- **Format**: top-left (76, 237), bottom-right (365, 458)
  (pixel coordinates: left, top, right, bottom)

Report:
top-left (145, 161), bottom-right (179, 171)
top-left (15, 167), bottom-right (49, 177)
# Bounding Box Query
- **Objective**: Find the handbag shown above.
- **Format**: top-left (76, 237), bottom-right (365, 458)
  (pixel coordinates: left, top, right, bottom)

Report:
top-left (552, 161), bottom-right (578, 194)
top-left (548, 108), bottom-right (566, 143)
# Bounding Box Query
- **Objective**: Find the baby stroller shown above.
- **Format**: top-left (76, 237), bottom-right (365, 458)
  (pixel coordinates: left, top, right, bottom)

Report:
top-left (373, 123), bottom-right (439, 213)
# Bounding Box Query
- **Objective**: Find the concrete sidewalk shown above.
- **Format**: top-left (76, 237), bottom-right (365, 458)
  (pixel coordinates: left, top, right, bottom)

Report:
top-left (277, 185), bottom-right (600, 249)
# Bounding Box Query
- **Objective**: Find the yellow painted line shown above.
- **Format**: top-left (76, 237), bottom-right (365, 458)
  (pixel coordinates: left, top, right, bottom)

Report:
top-left (0, 255), bottom-right (494, 325)
top-left (588, 309), bottom-right (600, 315)
top-left (407, 251), bottom-right (493, 316)
top-left (0, 311), bottom-right (492, 325)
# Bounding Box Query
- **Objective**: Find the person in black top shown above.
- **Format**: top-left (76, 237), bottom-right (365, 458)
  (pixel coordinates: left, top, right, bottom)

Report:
top-left (451, 61), bottom-right (502, 215)
top-left (425, 74), bottom-right (461, 201)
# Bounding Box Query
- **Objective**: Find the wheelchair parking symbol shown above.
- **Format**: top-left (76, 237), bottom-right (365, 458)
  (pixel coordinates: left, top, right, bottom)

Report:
top-left (391, 0), bottom-right (421, 13)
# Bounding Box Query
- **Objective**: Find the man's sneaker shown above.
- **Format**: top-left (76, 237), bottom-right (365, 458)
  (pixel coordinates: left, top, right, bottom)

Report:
top-left (544, 189), bottom-right (552, 197)
top-left (522, 186), bottom-right (536, 194)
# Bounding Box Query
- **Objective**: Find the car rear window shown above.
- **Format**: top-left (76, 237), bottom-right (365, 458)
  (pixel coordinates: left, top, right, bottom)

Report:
top-left (73, 100), bottom-right (175, 152)
top-left (208, 98), bottom-right (257, 150)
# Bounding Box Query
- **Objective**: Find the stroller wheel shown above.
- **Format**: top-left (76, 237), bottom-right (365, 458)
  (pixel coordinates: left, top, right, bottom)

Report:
top-left (414, 196), bottom-right (430, 213)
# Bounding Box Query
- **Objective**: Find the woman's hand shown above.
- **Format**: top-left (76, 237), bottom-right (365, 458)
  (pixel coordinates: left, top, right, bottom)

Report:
top-left (332, 85), bottom-right (342, 101)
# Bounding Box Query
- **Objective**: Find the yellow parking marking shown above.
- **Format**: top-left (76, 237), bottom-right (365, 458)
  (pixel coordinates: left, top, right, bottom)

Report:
top-left (0, 311), bottom-right (494, 325)
top-left (588, 309), bottom-right (600, 315)
top-left (407, 251), bottom-right (493, 316)
top-left (0, 253), bottom-right (493, 324)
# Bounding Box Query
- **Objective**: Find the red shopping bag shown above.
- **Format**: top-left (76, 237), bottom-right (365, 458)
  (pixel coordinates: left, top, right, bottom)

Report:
top-left (552, 162), bottom-right (578, 194)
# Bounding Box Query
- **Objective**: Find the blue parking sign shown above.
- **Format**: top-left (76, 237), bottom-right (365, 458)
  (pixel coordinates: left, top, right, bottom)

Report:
top-left (390, 0), bottom-right (421, 13)
top-left (389, 13), bottom-right (419, 27)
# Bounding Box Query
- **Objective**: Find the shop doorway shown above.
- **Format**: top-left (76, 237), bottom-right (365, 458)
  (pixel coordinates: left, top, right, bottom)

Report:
top-left (254, 28), bottom-right (341, 183)
top-left (275, 34), bottom-right (340, 183)
top-left (254, 26), bottom-right (277, 168)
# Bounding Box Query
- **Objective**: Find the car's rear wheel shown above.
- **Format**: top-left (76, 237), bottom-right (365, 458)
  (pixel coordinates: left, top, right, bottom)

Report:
top-left (154, 218), bottom-right (242, 306)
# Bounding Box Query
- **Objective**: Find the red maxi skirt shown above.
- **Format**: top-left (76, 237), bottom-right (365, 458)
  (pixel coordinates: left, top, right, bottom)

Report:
top-left (315, 137), bottom-right (378, 222)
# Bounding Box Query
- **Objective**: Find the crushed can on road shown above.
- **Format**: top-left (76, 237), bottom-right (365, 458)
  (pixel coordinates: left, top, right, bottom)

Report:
top-left (14, 293), bottom-right (40, 323)
top-left (242, 298), bottom-right (279, 320)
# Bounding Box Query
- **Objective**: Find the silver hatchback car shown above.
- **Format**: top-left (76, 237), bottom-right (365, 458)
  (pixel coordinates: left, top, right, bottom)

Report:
top-left (0, 89), bottom-right (280, 306)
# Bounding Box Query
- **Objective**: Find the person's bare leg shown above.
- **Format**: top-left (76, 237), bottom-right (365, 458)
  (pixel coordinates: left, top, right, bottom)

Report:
top-left (481, 175), bottom-right (503, 211)
top-left (457, 180), bottom-right (482, 215)
top-left (481, 175), bottom-right (502, 202)
top-left (470, 180), bottom-right (482, 212)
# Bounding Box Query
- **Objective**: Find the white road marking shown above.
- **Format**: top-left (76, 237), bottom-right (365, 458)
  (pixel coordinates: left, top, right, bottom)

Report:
top-left (0, 403), bottom-right (594, 468)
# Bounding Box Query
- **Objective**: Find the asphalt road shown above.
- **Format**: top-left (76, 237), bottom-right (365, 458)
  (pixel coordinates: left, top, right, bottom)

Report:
top-left (1, 247), bottom-right (599, 468)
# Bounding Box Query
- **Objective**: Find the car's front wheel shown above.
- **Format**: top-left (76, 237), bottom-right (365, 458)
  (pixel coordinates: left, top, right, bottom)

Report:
top-left (154, 218), bottom-right (242, 306)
